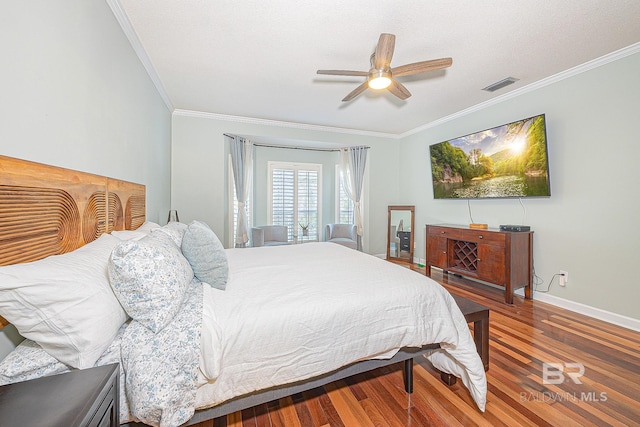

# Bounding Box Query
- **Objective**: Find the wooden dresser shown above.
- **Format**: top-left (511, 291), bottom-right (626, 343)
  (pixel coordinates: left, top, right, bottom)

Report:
top-left (425, 224), bottom-right (533, 304)
top-left (0, 364), bottom-right (119, 427)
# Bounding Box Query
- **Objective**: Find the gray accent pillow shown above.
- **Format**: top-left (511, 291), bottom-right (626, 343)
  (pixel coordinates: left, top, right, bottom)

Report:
top-left (181, 220), bottom-right (228, 290)
top-left (108, 231), bottom-right (194, 333)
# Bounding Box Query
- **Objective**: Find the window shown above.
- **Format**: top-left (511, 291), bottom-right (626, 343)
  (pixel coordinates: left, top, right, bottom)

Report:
top-left (228, 155), bottom-right (252, 247)
top-left (269, 161), bottom-right (322, 242)
top-left (336, 165), bottom-right (355, 224)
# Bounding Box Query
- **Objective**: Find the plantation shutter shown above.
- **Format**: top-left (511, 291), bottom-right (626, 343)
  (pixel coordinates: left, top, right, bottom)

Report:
top-left (297, 169), bottom-right (319, 241)
top-left (269, 162), bottom-right (321, 243)
top-left (271, 168), bottom-right (295, 241)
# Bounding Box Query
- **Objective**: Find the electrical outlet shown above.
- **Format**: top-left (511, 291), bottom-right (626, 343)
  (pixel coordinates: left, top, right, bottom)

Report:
top-left (559, 270), bottom-right (569, 286)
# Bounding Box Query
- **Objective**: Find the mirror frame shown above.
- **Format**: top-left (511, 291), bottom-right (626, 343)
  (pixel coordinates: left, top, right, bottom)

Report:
top-left (386, 205), bottom-right (415, 263)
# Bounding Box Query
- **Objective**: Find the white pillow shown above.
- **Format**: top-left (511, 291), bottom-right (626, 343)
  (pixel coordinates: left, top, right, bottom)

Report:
top-left (108, 231), bottom-right (194, 333)
top-left (110, 230), bottom-right (147, 241)
top-left (111, 221), bottom-right (161, 241)
top-left (0, 234), bottom-right (128, 369)
top-left (135, 221), bottom-right (161, 234)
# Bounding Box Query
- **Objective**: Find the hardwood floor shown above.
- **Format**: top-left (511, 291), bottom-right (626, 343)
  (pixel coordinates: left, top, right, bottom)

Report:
top-left (194, 266), bottom-right (640, 427)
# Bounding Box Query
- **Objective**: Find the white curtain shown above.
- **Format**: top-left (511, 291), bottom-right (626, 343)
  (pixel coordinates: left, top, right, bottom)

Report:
top-left (227, 135), bottom-right (253, 248)
top-left (340, 146), bottom-right (368, 251)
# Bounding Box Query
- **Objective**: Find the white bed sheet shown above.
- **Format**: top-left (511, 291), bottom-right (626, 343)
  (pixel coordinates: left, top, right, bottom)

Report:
top-left (194, 242), bottom-right (487, 411)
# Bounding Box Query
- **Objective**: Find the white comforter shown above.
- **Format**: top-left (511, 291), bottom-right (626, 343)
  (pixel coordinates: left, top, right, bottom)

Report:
top-left (194, 242), bottom-right (487, 411)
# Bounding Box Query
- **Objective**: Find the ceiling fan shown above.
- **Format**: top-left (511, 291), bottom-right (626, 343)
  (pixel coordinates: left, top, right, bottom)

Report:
top-left (317, 33), bottom-right (452, 102)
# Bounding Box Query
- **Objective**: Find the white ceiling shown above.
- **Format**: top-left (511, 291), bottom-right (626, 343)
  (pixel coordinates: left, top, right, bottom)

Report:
top-left (113, 0), bottom-right (640, 136)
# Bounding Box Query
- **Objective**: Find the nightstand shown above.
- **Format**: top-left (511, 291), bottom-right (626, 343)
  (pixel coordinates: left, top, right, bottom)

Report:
top-left (0, 363), bottom-right (119, 427)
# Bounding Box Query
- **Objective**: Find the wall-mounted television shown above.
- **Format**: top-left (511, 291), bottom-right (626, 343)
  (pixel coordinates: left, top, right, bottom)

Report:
top-left (430, 114), bottom-right (550, 199)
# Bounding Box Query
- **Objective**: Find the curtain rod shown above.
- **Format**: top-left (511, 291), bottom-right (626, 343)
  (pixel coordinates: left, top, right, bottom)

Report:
top-left (223, 133), bottom-right (369, 152)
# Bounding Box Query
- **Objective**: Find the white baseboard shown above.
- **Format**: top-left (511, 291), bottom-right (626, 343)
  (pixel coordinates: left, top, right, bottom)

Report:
top-left (514, 289), bottom-right (640, 332)
top-left (385, 261), bottom-right (640, 332)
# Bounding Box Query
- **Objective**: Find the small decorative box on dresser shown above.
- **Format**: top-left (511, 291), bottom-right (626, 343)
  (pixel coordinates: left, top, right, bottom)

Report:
top-left (425, 224), bottom-right (533, 304)
top-left (0, 364), bottom-right (119, 427)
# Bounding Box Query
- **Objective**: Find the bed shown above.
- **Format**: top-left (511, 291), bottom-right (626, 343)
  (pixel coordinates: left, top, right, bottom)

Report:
top-left (0, 155), bottom-right (486, 426)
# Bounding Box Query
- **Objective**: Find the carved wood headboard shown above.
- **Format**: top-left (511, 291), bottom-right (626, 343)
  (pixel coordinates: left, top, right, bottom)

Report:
top-left (0, 155), bottom-right (146, 327)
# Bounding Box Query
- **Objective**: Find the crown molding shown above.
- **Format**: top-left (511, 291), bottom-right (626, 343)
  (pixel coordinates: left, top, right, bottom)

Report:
top-left (401, 41), bottom-right (640, 138)
top-left (107, 0), bottom-right (173, 111)
top-left (172, 109), bottom-right (400, 139)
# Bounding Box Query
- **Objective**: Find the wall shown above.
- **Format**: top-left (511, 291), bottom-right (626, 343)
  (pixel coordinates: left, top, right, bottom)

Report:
top-left (399, 52), bottom-right (640, 321)
top-left (0, 2), bottom-right (172, 357)
top-left (171, 113), bottom-right (400, 254)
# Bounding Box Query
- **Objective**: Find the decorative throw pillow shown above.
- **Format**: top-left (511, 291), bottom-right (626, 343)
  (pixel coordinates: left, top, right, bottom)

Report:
top-left (0, 233), bottom-right (128, 369)
top-left (108, 231), bottom-right (194, 333)
top-left (181, 220), bottom-right (229, 290)
top-left (154, 221), bottom-right (188, 247)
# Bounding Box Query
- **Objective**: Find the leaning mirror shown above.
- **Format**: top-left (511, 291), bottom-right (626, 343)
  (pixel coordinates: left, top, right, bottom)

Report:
top-left (387, 205), bottom-right (415, 263)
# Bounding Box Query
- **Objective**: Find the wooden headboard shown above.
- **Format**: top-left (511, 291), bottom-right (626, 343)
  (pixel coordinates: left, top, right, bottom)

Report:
top-left (0, 155), bottom-right (146, 327)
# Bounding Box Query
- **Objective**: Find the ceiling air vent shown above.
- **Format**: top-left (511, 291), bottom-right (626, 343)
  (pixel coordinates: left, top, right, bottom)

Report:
top-left (482, 77), bottom-right (519, 92)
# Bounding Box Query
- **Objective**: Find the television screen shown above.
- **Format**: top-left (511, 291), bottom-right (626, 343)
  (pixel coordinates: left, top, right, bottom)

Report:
top-left (430, 114), bottom-right (550, 199)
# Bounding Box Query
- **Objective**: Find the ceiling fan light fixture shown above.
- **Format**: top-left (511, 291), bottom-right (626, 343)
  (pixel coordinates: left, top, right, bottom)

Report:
top-left (368, 70), bottom-right (392, 89)
top-left (317, 33), bottom-right (453, 101)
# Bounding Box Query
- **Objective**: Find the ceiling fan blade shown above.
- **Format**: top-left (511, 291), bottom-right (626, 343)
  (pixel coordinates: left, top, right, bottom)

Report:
top-left (342, 81), bottom-right (369, 102)
top-left (391, 57), bottom-right (453, 77)
top-left (317, 69), bottom-right (368, 77)
top-left (388, 79), bottom-right (411, 100)
top-left (373, 33), bottom-right (395, 70)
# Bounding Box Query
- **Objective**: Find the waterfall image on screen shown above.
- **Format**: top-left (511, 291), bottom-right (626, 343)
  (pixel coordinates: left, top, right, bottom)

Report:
top-left (430, 114), bottom-right (551, 199)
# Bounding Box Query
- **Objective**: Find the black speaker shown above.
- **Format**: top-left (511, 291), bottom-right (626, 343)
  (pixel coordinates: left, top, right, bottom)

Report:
top-left (499, 225), bottom-right (531, 232)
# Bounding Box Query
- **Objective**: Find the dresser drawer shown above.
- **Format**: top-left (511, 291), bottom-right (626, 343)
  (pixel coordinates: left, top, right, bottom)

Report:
top-left (428, 226), bottom-right (463, 240)
top-left (459, 229), bottom-right (506, 245)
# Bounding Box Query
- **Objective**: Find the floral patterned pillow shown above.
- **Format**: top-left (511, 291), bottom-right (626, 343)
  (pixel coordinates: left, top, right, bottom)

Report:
top-left (0, 340), bottom-right (70, 385)
top-left (108, 231), bottom-right (194, 333)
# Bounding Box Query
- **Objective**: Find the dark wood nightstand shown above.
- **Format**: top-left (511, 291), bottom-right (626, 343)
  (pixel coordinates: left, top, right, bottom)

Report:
top-left (0, 363), bottom-right (119, 427)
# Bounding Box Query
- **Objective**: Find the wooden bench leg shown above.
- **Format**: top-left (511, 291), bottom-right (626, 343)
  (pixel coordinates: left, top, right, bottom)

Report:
top-left (440, 372), bottom-right (457, 385)
top-left (404, 356), bottom-right (456, 390)
top-left (439, 308), bottom-right (490, 385)
top-left (475, 310), bottom-right (490, 372)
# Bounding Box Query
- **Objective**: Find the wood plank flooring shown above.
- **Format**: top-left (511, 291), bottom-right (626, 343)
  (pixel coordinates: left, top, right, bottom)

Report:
top-left (193, 266), bottom-right (640, 427)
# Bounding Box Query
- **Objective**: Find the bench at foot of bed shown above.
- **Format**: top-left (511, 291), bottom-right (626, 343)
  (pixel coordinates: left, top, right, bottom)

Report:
top-left (438, 294), bottom-right (489, 386)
